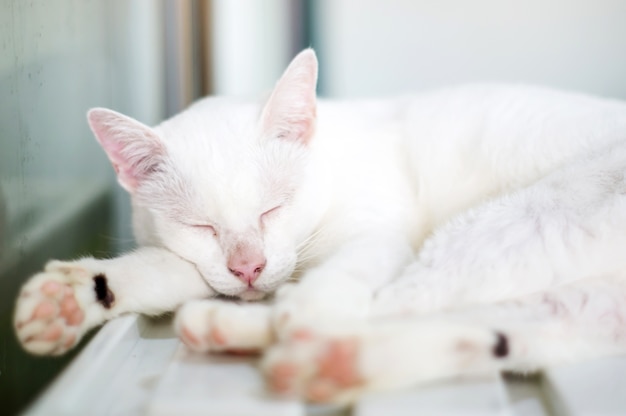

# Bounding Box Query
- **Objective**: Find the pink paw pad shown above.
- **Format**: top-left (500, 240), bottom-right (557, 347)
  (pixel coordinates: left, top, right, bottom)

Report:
top-left (41, 281), bottom-right (62, 296)
top-left (306, 339), bottom-right (363, 401)
top-left (317, 339), bottom-right (361, 386)
top-left (32, 301), bottom-right (57, 320)
top-left (178, 324), bottom-right (226, 351)
top-left (40, 323), bottom-right (63, 342)
top-left (290, 329), bottom-right (315, 341)
top-left (268, 362), bottom-right (299, 394)
top-left (30, 282), bottom-right (85, 327)
top-left (210, 327), bottom-right (227, 346)
top-left (179, 324), bottom-right (260, 356)
top-left (265, 335), bottom-right (364, 403)
top-left (60, 294), bottom-right (84, 326)
top-left (15, 267), bottom-right (90, 355)
top-left (179, 325), bottom-right (201, 348)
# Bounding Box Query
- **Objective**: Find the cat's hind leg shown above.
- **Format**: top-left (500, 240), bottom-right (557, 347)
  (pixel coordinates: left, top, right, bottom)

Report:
top-left (262, 320), bottom-right (504, 404)
top-left (14, 247), bottom-right (213, 355)
top-left (262, 276), bottom-right (626, 403)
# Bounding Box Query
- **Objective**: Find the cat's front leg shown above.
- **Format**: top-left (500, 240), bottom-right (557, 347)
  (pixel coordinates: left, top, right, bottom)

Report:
top-left (273, 232), bottom-right (413, 333)
top-left (170, 233), bottom-right (411, 354)
top-left (14, 247), bottom-right (214, 355)
top-left (173, 275), bottom-right (373, 355)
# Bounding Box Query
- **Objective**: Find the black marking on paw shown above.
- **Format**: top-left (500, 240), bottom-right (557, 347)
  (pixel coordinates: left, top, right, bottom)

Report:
top-left (493, 332), bottom-right (509, 358)
top-left (94, 274), bottom-right (115, 309)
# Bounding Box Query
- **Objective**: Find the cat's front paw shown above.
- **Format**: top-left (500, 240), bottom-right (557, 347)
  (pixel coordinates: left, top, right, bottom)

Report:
top-left (14, 260), bottom-right (106, 355)
top-left (174, 299), bottom-right (274, 354)
top-left (261, 328), bottom-right (366, 404)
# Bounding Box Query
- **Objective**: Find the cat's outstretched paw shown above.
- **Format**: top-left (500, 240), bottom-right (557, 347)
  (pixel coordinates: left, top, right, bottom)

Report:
top-left (261, 329), bottom-right (366, 404)
top-left (174, 299), bottom-right (273, 354)
top-left (14, 260), bottom-right (106, 355)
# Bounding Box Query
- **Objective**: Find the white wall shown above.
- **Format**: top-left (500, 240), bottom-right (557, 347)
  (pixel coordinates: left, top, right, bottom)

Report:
top-left (313, 0), bottom-right (626, 99)
top-left (209, 0), bottom-right (296, 96)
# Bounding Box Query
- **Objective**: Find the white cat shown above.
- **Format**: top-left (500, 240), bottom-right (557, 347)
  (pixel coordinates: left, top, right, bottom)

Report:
top-left (14, 49), bottom-right (626, 403)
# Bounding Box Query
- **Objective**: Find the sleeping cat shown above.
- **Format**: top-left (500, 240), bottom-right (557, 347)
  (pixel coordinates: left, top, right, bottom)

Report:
top-left (14, 49), bottom-right (626, 403)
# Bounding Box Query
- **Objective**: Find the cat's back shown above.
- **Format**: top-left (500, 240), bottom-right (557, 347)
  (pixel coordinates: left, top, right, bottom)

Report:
top-left (399, 84), bottom-right (626, 234)
top-left (403, 83), bottom-right (626, 150)
top-left (402, 84), bottom-right (626, 185)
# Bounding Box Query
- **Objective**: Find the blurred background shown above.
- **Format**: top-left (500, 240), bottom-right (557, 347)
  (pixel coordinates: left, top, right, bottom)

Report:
top-left (1, 0), bottom-right (626, 414)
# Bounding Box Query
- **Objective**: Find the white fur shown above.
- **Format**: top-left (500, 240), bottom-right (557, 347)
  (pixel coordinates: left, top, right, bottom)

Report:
top-left (13, 49), bottom-right (626, 401)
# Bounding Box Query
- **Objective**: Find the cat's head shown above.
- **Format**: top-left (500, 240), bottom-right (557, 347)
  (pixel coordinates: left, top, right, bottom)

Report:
top-left (87, 49), bottom-right (323, 300)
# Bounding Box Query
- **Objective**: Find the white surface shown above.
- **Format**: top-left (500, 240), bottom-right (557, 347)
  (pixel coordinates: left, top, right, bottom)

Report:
top-left (354, 374), bottom-right (511, 416)
top-left (210, 0), bottom-right (293, 97)
top-left (543, 357), bottom-right (626, 416)
top-left (147, 345), bottom-right (304, 416)
top-left (504, 376), bottom-right (549, 416)
top-left (313, 0), bottom-right (626, 99)
top-left (26, 314), bottom-right (626, 416)
top-left (26, 315), bottom-right (147, 416)
top-left (26, 315), bottom-right (178, 416)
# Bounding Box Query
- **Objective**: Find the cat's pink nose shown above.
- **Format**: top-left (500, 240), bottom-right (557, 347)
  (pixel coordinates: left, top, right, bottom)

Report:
top-left (227, 256), bottom-right (266, 286)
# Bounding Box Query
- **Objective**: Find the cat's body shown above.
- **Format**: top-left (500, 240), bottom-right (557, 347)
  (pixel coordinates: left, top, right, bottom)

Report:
top-left (14, 50), bottom-right (626, 403)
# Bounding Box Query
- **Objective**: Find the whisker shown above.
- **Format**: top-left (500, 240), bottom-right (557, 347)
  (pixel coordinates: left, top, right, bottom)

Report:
top-left (296, 223), bottom-right (331, 255)
top-left (286, 223), bottom-right (335, 281)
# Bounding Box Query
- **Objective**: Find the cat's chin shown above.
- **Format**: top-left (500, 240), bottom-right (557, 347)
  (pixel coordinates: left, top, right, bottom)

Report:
top-left (237, 290), bottom-right (268, 301)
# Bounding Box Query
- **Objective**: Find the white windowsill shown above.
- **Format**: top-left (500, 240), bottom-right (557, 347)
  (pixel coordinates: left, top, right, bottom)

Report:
top-left (25, 311), bottom-right (626, 416)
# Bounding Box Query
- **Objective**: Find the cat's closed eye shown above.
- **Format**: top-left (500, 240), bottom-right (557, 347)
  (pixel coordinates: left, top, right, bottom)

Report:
top-left (191, 224), bottom-right (218, 237)
top-left (261, 206), bottom-right (282, 224)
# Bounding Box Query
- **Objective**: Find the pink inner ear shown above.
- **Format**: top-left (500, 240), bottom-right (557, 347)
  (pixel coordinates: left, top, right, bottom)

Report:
top-left (272, 112), bottom-right (316, 143)
top-left (88, 108), bottom-right (163, 193)
top-left (261, 49), bottom-right (318, 145)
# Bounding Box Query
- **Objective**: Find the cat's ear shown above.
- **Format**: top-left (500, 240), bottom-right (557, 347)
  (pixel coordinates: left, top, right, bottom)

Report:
top-left (260, 48), bottom-right (318, 145)
top-left (87, 108), bottom-right (165, 193)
